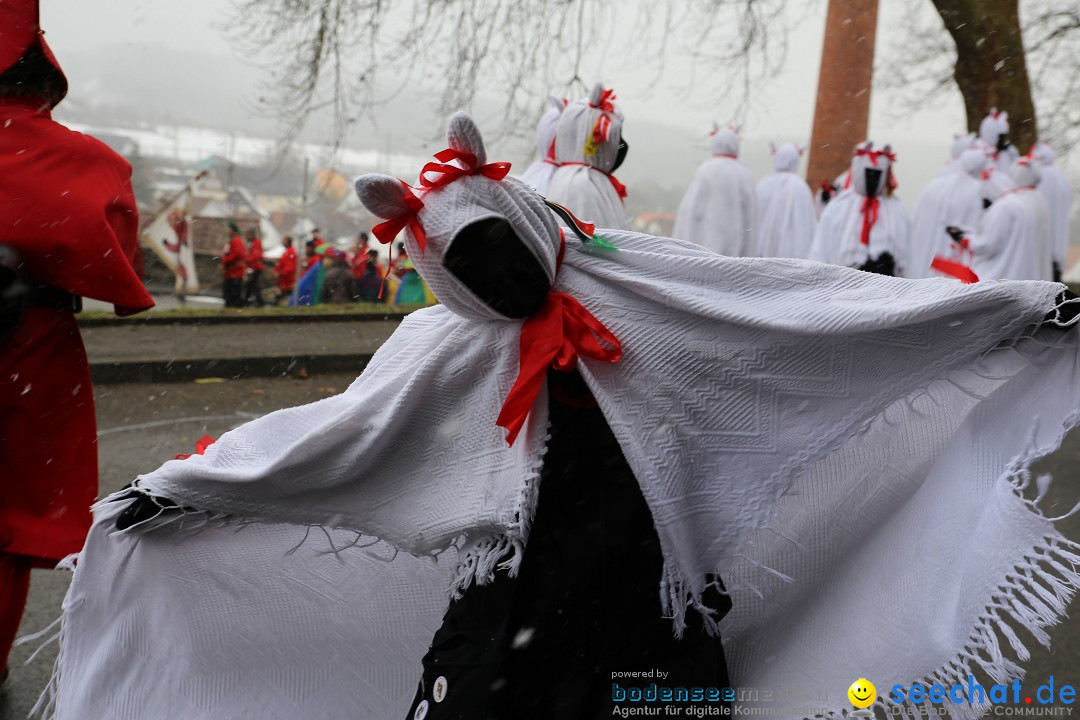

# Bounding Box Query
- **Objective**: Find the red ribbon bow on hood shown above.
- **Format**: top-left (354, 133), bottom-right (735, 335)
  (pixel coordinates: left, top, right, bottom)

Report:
top-left (590, 88), bottom-right (617, 113)
top-left (495, 231), bottom-right (622, 446)
top-left (419, 148), bottom-right (512, 190)
top-left (372, 181), bottom-right (428, 254)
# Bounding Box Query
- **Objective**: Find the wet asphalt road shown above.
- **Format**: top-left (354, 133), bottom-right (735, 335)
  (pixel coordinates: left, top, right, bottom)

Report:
top-left (3, 373), bottom-right (1080, 718)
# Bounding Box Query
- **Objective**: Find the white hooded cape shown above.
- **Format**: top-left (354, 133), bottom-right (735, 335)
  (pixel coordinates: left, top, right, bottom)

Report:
top-left (544, 83), bottom-right (627, 229)
top-left (968, 187), bottom-right (1053, 282)
top-left (755, 143), bottom-right (815, 258)
top-left (517, 96), bottom-right (564, 196)
top-left (1032, 143), bottom-right (1073, 273)
top-left (808, 143), bottom-right (911, 275)
top-left (909, 149), bottom-right (986, 278)
top-left (44, 113), bottom-right (1080, 720)
top-left (673, 127), bottom-right (757, 257)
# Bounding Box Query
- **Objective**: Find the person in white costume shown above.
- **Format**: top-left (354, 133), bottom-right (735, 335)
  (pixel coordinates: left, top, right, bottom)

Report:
top-left (672, 123), bottom-right (757, 257)
top-left (979, 108), bottom-right (1020, 174)
top-left (544, 83), bottom-right (628, 229)
top-left (937, 132), bottom-right (977, 177)
top-left (809, 141), bottom-right (910, 276)
top-left (755, 142), bottom-right (815, 259)
top-left (42, 112), bottom-right (1080, 720)
top-left (948, 155), bottom-right (1053, 282)
top-left (1031, 141), bottom-right (1073, 282)
top-left (910, 148), bottom-right (987, 279)
top-left (517, 95), bottom-right (565, 195)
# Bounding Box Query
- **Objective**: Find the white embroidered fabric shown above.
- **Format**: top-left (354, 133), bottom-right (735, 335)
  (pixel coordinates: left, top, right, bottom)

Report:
top-left (44, 112), bottom-right (1080, 720)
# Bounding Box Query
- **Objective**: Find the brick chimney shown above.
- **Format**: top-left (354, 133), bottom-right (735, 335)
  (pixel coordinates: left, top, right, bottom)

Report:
top-left (805, 0), bottom-right (880, 189)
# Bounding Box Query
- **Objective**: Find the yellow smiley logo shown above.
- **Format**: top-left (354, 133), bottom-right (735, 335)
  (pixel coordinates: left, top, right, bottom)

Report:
top-left (848, 678), bottom-right (877, 708)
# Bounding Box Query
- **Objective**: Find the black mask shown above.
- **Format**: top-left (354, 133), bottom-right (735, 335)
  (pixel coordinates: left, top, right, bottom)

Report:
top-left (997, 133), bottom-right (1010, 153)
top-left (864, 168), bottom-right (883, 197)
top-left (443, 217), bottom-right (550, 319)
top-left (612, 135), bottom-right (629, 173)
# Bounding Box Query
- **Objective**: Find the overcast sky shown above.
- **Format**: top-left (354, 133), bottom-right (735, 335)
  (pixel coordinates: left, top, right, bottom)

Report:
top-left (40, 1), bottom-right (967, 141)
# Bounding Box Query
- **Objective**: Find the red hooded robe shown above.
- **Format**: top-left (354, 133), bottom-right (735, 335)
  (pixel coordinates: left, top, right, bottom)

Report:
top-left (0, 4), bottom-right (153, 564)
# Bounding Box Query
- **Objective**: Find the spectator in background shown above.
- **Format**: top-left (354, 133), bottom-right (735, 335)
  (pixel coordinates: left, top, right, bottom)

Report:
top-left (350, 232), bottom-right (371, 273)
top-left (222, 221), bottom-right (247, 308)
top-left (274, 235), bottom-right (298, 304)
top-left (355, 248), bottom-right (384, 303)
top-left (323, 249), bottom-right (355, 304)
top-left (244, 227), bottom-right (265, 307)
top-left (394, 242), bottom-right (429, 304)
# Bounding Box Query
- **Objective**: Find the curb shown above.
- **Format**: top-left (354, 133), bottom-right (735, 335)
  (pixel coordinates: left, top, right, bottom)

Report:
top-left (79, 312), bottom-right (410, 328)
top-left (89, 354), bottom-right (373, 384)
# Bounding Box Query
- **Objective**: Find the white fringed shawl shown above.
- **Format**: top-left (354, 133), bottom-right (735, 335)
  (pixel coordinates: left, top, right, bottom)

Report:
top-left (45, 112), bottom-right (1080, 720)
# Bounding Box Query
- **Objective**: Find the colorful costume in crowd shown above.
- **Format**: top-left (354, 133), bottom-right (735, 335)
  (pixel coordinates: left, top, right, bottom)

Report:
top-left (518, 95), bottom-right (565, 195)
top-left (45, 113), bottom-right (1080, 720)
top-left (755, 142), bottom-right (815, 259)
top-left (0, 0), bottom-right (152, 683)
top-left (673, 124), bottom-right (757, 257)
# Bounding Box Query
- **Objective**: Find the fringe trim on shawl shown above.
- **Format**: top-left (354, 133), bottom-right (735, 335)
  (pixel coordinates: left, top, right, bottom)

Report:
top-left (24, 555), bottom-right (79, 720)
top-left (761, 410), bottom-right (1080, 720)
top-left (449, 430), bottom-right (550, 598)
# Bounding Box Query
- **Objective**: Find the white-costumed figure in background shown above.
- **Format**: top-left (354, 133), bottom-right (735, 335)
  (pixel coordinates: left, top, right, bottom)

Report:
top-left (909, 148), bottom-right (987, 279)
top-left (1031, 142), bottom-right (1073, 282)
top-left (937, 132), bottom-right (977, 177)
top-left (544, 83), bottom-right (628, 229)
top-left (755, 142), bottom-right (816, 259)
top-left (809, 141), bottom-right (911, 276)
top-left (43, 112), bottom-right (1080, 720)
top-left (951, 155), bottom-right (1053, 282)
top-left (518, 95), bottom-right (565, 195)
top-left (672, 124), bottom-right (757, 257)
top-left (980, 108), bottom-right (1020, 174)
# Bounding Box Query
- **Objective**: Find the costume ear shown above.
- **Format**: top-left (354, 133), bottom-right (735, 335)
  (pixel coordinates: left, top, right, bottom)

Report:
top-left (354, 174), bottom-right (413, 219)
top-left (548, 95), bottom-right (565, 113)
top-left (989, 107), bottom-right (998, 118)
top-left (797, 144), bottom-right (805, 156)
top-left (446, 111), bottom-right (487, 166)
top-left (588, 82), bottom-right (605, 107)
top-left (769, 141), bottom-right (777, 154)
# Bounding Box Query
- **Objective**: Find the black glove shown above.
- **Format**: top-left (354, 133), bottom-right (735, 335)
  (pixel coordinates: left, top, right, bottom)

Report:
top-left (112, 484), bottom-right (181, 531)
top-left (0, 244), bottom-right (27, 343)
top-left (945, 226), bottom-right (966, 244)
top-left (1042, 289), bottom-right (1080, 330)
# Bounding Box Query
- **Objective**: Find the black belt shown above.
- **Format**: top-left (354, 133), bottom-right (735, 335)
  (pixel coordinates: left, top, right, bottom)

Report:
top-left (26, 284), bottom-right (82, 312)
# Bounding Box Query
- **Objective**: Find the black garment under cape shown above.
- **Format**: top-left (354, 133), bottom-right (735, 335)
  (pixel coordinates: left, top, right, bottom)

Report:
top-left (407, 369), bottom-right (731, 719)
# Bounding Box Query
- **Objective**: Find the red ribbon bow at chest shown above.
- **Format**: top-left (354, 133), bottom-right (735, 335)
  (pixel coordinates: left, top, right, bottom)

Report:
top-left (860, 195), bottom-right (879, 246)
top-left (496, 232), bottom-right (622, 446)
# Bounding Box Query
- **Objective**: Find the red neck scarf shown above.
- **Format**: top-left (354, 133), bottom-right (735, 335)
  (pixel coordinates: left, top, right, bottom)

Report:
top-left (560, 161), bottom-right (628, 200)
top-left (496, 230), bottom-right (622, 445)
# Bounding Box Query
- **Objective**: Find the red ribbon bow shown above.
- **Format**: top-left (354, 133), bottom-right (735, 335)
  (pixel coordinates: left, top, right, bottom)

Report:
top-left (496, 291), bottom-right (622, 446)
top-left (419, 148), bottom-right (511, 191)
top-left (372, 181), bottom-right (428, 254)
top-left (176, 434), bottom-right (216, 460)
top-left (590, 88), bottom-right (617, 113)
top-left (853, 147), bottom-right (896, 166)
top-left (859, 195), bottom-right (879, 246)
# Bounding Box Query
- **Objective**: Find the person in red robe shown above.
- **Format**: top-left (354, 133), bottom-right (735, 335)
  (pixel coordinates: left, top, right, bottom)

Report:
top-left (244, 228), bottom-right (265, 307)
top-left (273, 235), bottom-right (298, 304)
top-left (221, 222), bottom-right (247, 307)
top-left (0, 0), bottom-right (154, 683)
